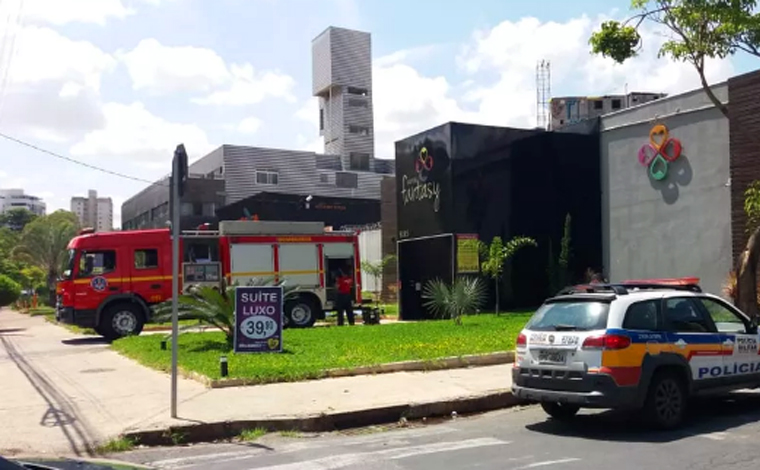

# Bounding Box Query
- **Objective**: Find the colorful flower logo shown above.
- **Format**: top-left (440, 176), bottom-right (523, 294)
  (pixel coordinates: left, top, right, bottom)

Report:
top-left (415, 146), bottom-right (434, 181)
top-left (638, 124), bottom-right (683, 181)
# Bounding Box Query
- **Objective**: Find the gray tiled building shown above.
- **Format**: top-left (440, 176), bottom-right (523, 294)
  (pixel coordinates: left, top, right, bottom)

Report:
top-left (121, 26), bottom-right (392, 230)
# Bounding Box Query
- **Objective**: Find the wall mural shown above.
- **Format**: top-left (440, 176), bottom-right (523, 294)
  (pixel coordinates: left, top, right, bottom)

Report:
top-left (637, 124), bottom-right (683, 180)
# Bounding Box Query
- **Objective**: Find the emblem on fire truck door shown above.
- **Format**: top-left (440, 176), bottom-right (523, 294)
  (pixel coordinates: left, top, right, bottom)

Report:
top-left (91, 276), bottom-right (108, 292)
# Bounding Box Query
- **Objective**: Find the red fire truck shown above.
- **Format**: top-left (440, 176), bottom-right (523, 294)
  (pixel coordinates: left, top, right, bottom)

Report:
top-left (56, 221), bottom-right (362, 340)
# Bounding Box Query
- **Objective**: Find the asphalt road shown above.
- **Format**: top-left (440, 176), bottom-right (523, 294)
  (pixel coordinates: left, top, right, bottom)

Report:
top-left (116, 392), bottom-right (760, 470)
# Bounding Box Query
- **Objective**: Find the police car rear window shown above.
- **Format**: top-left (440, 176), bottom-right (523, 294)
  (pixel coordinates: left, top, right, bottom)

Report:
top-left (525, 301), bottom-right (610, 332)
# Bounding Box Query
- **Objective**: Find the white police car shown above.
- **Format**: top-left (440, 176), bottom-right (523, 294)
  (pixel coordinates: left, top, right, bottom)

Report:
top-left (511, 278), bottom-right (760, 428)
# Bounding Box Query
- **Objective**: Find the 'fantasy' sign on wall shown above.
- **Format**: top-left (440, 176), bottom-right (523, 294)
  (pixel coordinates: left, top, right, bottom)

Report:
top-left (638, 124), bottom-right (683, 180)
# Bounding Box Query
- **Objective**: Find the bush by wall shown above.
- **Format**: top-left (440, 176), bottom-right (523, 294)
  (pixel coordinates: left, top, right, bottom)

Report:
top-left (0, 274), bottom-right (22, 307)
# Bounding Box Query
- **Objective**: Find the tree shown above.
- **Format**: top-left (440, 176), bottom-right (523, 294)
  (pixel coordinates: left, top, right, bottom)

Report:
top-left (589, 0), bottom-right (760, 118)
top-left (736, 181), bottom-right (760, 318)
top-left (360, 255), bottom-right (396, 304)
top-left (0, 208), bottom-right (37, 231)
top-left (422, 277), bottom-right (486, 325)
top-left (13, 210), bottom-right (79, 305)
top-left (547, 214), bottom-right (573, 295)
top-left (478, 236), bottom-right (537, 314)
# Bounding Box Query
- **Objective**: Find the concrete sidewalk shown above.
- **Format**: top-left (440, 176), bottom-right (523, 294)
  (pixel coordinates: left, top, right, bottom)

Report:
top-left (0, 309), bottom-right (514, 457)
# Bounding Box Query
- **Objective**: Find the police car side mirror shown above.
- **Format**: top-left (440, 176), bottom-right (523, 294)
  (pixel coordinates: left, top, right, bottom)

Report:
top-left (749, 321), bottom-right (758, 335)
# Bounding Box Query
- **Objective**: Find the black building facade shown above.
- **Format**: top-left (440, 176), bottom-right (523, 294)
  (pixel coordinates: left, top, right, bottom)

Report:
top-left (396, 121), bottom-right (602, 319)
top-left (216, 192), bottom-right (380, 229)
top-left (121, 176), bottom-right (226, 231)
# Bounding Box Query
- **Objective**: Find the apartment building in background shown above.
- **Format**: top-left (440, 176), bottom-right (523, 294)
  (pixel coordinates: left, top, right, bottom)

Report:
top-left (550, 92), bottom-right (667, 130)
top-left (0, 188), bottom-right (46, 216)
top-left (71, 189), bottom-right (113, 232)
top-left (122, 26), bottom-right (392, 231)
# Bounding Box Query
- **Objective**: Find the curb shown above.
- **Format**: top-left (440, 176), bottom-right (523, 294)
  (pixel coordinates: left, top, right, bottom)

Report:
top-left (185, 351), bottom-right (515, 388)
top-left (123, 390), bottom-right (523, 447)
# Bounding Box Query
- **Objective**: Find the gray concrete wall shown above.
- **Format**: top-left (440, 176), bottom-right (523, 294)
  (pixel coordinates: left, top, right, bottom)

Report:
top-left (600, 83), bottom-right (732, 295)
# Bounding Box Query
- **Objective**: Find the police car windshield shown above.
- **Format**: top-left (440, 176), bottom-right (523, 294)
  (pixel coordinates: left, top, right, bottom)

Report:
top-left (526, 301), bottom-right (609, 332)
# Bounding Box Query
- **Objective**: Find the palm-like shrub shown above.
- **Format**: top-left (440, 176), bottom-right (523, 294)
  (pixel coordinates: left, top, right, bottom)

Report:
top-left (422, 277), bottom-right (486, 325)
top-left (153, 277), bottom-right (298, 346)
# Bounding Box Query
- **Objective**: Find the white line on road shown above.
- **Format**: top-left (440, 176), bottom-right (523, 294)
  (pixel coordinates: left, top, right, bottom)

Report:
top-left (514, 458), bottom-right (581, 469)
top-left (250, 437), bottom-right (510, 470)
top-left (149, 426), bottom-right (459, 469)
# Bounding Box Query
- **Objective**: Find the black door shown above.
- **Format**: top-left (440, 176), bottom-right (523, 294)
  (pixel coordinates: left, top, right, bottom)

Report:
top-left (398, 235), bottom-right (454, 320)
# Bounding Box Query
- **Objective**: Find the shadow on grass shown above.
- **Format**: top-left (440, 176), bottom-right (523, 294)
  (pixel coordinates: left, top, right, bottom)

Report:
top-left (187, 340), bottom-right (231, 353)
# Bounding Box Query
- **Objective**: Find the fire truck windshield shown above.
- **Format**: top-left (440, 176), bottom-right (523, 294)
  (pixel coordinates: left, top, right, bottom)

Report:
top-left (61, 249), bottom-right (76, 280)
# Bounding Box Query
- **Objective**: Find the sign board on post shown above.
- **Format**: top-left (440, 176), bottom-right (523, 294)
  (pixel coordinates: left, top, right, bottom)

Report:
top-left (234, 286), bottom-right (284, 353)
top-left (456, 234), bottom-right (480, 274)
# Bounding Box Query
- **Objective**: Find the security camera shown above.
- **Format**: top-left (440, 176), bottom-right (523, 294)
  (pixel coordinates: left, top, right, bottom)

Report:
top-left (305, 195), bottom-right (313, 202)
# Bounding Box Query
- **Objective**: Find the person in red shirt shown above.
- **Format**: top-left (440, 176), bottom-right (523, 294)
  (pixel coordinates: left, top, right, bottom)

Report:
top-left (335, 266), bottom-right (355, 326)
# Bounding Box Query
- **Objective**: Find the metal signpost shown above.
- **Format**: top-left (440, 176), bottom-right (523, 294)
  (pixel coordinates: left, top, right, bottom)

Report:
top-left (170, 144), bottom-right (188, 418)
top-left (234, 286), bottom-right (284, 353)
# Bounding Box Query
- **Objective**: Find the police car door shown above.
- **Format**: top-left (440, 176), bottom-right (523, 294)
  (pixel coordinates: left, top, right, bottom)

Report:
top-left (696, 296), bottom-right (760, 386)
top-left (663, 297), bottom-right (725, 389)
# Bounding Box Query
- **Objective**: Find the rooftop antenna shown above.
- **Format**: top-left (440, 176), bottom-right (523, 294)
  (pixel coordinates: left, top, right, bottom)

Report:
top-left (536, 60), bottom-right (551, 130)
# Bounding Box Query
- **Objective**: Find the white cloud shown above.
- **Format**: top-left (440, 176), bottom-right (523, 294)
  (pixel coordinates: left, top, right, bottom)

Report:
top-left (237, 116), bottom-right (262, 134)
top-left (22, 0), bottom-right (133, 26)
top-left (372, 59), bottom-right (473, 157)
top-left (119, 38), bottom-right (296, 104)
top-left (363, 14), bottom-right (734, 157)
top-left (69, 102), bottom-right (213, 168)
top-left (193, 63), bottom-right (296, 106)
top-left (119, 38), bottom-right (230, 94)
top-left (0, 25), bottom-right (116, 141)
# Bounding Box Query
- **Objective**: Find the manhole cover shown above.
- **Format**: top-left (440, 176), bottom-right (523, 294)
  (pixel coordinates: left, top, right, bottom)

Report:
top-left (80, 368), bottom-right (115, 374)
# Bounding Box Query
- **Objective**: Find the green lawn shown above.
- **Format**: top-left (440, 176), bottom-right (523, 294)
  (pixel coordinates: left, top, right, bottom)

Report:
top-left (112, 312), bottom-right (532, 383)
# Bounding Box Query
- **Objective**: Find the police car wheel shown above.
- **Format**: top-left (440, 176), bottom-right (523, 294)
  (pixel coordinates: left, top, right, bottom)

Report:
top-left (540, 402), bottom-right (580, 420)
top-left (645, 371), bottom-right (686, 429)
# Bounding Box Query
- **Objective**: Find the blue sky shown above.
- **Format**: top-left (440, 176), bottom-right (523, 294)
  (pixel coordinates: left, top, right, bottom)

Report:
top-left (0, 0), bottom-right (754, 225)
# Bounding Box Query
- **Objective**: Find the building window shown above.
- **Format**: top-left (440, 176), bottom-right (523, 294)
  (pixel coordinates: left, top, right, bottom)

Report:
top-left (319, 108), bottom-right (324, 130)
top-left (256, 170), bottom-right (279, 185)
top-left (319, 173), bottom-right (332, 185)
top-left (348, 125), bottom-right (370, 136)
top-left (202, 203), bottom-right (216, 216)
top-left (78, 250), bottom-right (116, 277)
top-left (134, 249), bottom-right (159, 269)
top-left (593, 100), bottom-right (603, 110)
top-left (347, 87), bottom-right (368, 96)
top-left (336, 172), bottom-right (358, 189)
top-left (348, 98), bottom-right (368, 108)
top-left (349, 152), bottom-right (370, 171)
top-left (611, 99), bottom-right (622, 109)
top-left (180, 202), bottom-right (194, 216)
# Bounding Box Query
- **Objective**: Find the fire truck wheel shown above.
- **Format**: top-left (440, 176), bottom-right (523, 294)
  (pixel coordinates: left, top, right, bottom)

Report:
top-left (285, 297), bottom-right (317, 328)
top-left (100, 303), bottom-right (145, 340)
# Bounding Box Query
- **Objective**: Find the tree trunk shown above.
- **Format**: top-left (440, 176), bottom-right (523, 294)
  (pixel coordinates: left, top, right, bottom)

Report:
top-left (697, 64), bottom-right (729, 118)
top-left (47, 271), bottom-right (57, 307)
top-left (736, 225), bottom-right (760, 320)
top-left (494, 277), bottom-right (500, 315)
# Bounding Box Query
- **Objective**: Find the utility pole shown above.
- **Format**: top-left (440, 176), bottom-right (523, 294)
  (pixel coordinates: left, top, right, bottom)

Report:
top-left (170, 144), bottom-right (188, 419)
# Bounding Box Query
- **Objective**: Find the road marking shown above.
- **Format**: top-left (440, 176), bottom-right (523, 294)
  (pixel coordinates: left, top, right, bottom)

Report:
top-left (149, 427), bottom-right (458, 469)
top-left (250, 437), bottom-right (509, 470)
top-left (515, 458), bottom-right (581, 469)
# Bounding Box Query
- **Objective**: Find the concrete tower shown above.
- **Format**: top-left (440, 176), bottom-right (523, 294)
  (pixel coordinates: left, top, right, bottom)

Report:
top-left (312, 27), bottom-right (374, 170)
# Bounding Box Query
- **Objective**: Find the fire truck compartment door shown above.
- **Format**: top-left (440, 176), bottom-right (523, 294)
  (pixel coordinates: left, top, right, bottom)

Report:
top-left (229, 243), bottom-right (274, 284)
top-left (278, 244), bottom-right (319, 287)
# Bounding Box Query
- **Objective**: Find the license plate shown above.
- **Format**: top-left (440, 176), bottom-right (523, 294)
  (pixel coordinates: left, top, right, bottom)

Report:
top-left (537, 350), bottom-right (567, 364)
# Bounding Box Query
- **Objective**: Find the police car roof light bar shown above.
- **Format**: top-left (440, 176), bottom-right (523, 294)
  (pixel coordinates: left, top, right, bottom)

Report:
top-left (616, 277), bottom-right (702, 293)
